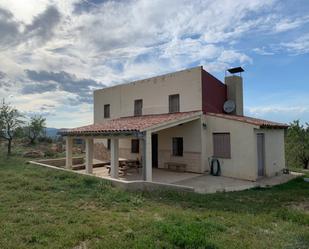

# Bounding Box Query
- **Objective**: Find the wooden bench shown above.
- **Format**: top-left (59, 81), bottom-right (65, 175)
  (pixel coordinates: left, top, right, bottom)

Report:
top-left (164, 162), bottom-right (187, 172)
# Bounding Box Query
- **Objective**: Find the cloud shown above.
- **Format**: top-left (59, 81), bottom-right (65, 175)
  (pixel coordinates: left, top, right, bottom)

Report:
top-left (24, 69), bottom-right (105, 103)
top-left (273, 15), bottom-right (309, 33)
top-left (280, 33), bottom-right (309, 54)
top-left (25, 6), bottom-right (61, 44)
top-left (0, 0), bottom-right (308, 127)
top-left (0, 5), bottom-right (61, 51)
top-left (252, 47), bottom-right (275, 56)
top-left (21, 82), bottom-right (58, 94)
top-left (0, 71), bottom-right (15, 90)
top-left (246, 105), bottom-right (309, 124)
top-left (247, 106), bottom-right (309, 116)
top-left (0, 8), bottom-right (20, 47)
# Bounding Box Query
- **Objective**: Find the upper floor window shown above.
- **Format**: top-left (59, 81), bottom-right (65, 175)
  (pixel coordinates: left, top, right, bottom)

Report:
top-left (134, 99), bottom-right (143, 116)
top-left (104, 104), bottom-right (110, 118)
top-left (172, 137), bottom-right (183, 156)
top-left (169, 94), bottom-right (180, 113)
top-left (213, 133), bottom-right (231, 158)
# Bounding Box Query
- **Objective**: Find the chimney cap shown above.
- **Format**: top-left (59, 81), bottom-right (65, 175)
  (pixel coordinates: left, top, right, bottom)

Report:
top-left (227, 67), bottom-right (244, 74)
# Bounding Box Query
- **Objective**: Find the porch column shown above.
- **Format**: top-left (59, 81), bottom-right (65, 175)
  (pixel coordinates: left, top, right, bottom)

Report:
top-left (144, 131), bottom-right (152, 181)
top-left (85, 138), bottom-right (94, 174)
top-left (65, 136), bottom-right (73, 169)
top-left (110, 138), bottom-right (119, 179)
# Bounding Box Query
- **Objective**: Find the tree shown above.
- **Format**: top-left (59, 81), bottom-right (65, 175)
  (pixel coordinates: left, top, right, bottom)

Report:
top-left (285, 120), bottom-right (309, 169)
top-left (26, 116), bottom-right (46, 144)
top-left (0, 99), bottom-right (24, 155)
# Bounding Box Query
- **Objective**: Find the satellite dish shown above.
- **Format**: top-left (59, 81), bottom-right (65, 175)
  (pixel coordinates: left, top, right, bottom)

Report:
top-left (223, 100), bottom-right (235, 113)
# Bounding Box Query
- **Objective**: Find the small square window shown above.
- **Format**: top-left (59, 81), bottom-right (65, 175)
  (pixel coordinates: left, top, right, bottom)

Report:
top-left (213, 133), bottom-right (231, 158)
top-left (172, 137), bottom-right (183, 156)
top-left (131, 139), bottom-right (139, 153)
top-left (104, 104), bottom-right (110, 118)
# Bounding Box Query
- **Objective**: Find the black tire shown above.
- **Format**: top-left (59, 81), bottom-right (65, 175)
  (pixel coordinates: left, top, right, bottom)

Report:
top-left (211, 158), bottom-right (221, 176)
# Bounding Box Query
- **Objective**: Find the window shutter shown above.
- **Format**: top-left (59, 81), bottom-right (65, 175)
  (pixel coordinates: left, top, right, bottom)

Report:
top-left (172, 137), bottom-right (183, 156)
top-left (169, 94), bottom-right (180, 113)
top-left (104, 104), bottom-right (110, 118)
top-left (131, 139), bottom-right (139, 153)
top-left (134, 99), bottom-right (143, 116)
top-left (213, 133), bottom-right (231, 158)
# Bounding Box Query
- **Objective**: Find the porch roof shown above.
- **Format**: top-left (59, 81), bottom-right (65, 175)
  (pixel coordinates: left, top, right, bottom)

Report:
top-left (207, 112), bottom-right (289, 129)
top-left (59, 111), bottom-right (202, 136)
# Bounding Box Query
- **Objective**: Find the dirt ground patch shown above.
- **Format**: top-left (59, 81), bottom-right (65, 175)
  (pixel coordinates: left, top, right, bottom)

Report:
top-left (288, 201), bottom-right (309, 214)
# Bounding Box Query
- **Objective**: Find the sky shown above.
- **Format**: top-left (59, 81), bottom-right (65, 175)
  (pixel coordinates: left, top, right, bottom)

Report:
top-left (0, 0), bottom-right (308, 128)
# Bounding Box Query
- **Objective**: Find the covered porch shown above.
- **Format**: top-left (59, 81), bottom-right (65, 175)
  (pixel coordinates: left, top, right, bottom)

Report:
top-left (59, 111), bottom-right (203, 182)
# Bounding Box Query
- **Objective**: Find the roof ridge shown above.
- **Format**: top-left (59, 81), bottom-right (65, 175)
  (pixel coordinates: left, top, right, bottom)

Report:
top-left (206, 112), bottom-right (288, 128)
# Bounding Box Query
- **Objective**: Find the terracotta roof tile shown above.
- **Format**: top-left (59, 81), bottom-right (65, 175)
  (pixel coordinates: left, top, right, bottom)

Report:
top-left (207, 112), bottom-right (288, 128)
top-left (60, 111), bottom-right (201, 136)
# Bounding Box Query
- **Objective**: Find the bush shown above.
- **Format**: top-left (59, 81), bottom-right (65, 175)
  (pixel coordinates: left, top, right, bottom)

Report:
top-left (38, 137), bottom-right (53, 144)
top-left (44, 149), bottom-right (56, 158)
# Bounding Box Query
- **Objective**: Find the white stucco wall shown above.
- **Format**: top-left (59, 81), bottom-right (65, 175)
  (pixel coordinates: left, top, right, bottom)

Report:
top-left (93, 67), bottom-right (203, 123)
top-left (254, 129), bottom-right (285, 177)
top-left (204, 116), bottom-right (286, 181)
top-left (157, 119), bottom-right (203, 173)
top-left (205, 115), bottom-right (259, 181)
top-left (92, 116), bottom-right (286, 180)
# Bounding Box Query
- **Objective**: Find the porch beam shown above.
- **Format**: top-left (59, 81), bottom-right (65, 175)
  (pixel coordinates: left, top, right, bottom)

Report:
top-left (65, 136), bottom-right (73, 169)
top-left (110, 138), bottom-right (119, 179)
top-left (85, 138), bottom-right (94, 174)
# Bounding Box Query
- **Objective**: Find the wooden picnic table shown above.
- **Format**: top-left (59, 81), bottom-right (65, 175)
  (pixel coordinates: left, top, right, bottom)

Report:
top-left (107, 158), bottom-right (140, 176)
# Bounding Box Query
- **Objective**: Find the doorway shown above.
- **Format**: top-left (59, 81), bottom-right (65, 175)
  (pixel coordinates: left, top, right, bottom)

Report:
top-left (257, 133), bottom-right (265, 177)
top-left (152, 134), bottom-right (158, 168)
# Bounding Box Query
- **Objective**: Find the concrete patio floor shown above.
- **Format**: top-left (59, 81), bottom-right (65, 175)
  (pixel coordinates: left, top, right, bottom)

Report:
top-left (77, 166), bottom-right (300, 193)
top-left (174, 173), bottom-right (299, 193)
top-left (77, 167), bottom-right (201, 184)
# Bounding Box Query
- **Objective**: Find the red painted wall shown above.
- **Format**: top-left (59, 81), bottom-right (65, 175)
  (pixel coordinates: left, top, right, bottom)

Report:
top-left (202, 69), bottom-right (227, 113)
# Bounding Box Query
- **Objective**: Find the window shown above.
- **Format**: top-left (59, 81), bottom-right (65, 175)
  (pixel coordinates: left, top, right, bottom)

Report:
top-left (104, 104), bottom-right (110, 118)
top-left (131, 139), bottom-right (139, 153)
top-left (107, 139), bottom-right (111, 150)
top-left (172, 137), bottom-right (183, 156)
top-left (169, 94), bottom-right (180, 113)
top-left (213, 133), bottom-right (231, 158)
top-left (134, 99), bottom-right (143, 116)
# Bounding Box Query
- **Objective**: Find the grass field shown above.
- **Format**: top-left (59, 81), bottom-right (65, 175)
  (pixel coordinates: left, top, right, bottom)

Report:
top-left (0, 156), bottom-right (308, 249)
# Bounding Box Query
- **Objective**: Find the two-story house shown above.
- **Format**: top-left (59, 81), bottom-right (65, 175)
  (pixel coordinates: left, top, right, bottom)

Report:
top-left (61, 66), bottom-right (287, 182)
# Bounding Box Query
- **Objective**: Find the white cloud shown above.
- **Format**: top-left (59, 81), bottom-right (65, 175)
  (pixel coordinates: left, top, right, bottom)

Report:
top-left (0, 0), bottom-right (308, 127)
top-left (247, 106), bottom-right (309, 116)
top-left (280, 33), bottom-right (309, 54)
top-left (273, 15), bottom-right (309, 33)
top-left (252, 47), bottom-right (275, 55)
top-left (245, 105), bottom-right (309, 124)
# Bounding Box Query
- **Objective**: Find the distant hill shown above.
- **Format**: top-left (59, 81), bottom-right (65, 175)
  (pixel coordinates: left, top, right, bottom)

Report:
top-left (44, 128), bottom-right (59, 138)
